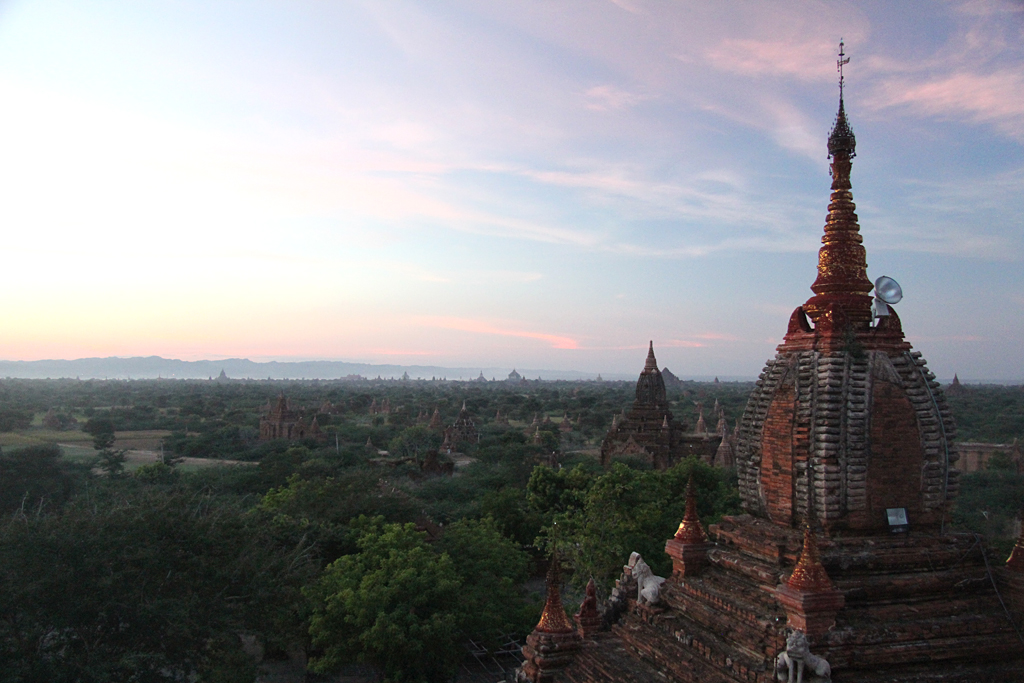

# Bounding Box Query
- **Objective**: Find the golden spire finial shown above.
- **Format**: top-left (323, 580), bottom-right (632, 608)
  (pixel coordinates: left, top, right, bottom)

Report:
top-left (675, 475), bottom-right (708, 544)
top-left (838, 39), bottom-right (849, 99)
top-left (536, 555), bottom-right (574, 633)
top-left (786, 525), bottom-right (835, 592)
top-left (828, 40), bottom-right (856, 161)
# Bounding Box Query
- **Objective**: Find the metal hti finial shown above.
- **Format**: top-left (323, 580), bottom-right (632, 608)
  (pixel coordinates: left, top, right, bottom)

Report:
top-left (837, 40), bottom-right (850, 99)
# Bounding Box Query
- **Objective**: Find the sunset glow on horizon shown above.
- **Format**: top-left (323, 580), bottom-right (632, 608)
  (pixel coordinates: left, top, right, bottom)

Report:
top-left (1, 1), bottom-right (1022, 380)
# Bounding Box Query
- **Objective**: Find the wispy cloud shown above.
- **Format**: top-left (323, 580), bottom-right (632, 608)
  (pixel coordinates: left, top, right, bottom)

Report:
top-left (584, 85), bottom-right (648, 111)
top-left (867, 70), bottom-right (1024, 140)
top-left (704, 38), bottom-right (838, 82)
top-left (414, 316), bottom-right (579, 350)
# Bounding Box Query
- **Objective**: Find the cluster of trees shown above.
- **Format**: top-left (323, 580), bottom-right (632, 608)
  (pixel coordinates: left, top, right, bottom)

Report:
top-left (0, 445), bottom-right (540, 681)
top-left (946, 384), bottom-right (1024, 443)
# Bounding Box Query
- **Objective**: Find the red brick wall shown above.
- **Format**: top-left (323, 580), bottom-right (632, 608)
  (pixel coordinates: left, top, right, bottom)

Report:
top-left (762, 383), bottom-right (796, 525)
top-left (866, 379), bottom-right (924, 528)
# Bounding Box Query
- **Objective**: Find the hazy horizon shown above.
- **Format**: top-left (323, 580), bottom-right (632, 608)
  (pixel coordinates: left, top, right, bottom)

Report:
top-left (0, 354), bottom-right (1018, 385)
top-left (1, 2), bottom-right (1021, 380)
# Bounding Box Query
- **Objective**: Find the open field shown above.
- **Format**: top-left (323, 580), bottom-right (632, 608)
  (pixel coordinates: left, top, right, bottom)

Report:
top-left (115, 449), bottom-right (256, 472)
top-left (0, 429), bottom-right (252, 471)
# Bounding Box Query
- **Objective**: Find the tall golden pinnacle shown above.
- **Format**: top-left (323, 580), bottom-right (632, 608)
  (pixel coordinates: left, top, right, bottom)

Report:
top-left (786, 525), bottom-right (835, 593)
top-left (675, 475), bottom-right (708, 544)
top-left (803, 41), bottom-right (874, 332)
top-left (536, 556), bottom-right (575, 633)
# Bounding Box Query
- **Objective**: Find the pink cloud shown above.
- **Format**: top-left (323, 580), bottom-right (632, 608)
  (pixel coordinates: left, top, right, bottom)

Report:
top-left (664, 340), bottom-right (705, 348)
top-left (692, 332), bottom-right (739, 342)
top-left (704, 38), bottom-right (837, 82)
top-left (415, 316), bottom-right (579, 350)
top-left (361, 348), bottom-right (440, 356)
top-left (584, 85), bottom-right (647, 111)
top-left (868, 69), bottom-right (1024, 139)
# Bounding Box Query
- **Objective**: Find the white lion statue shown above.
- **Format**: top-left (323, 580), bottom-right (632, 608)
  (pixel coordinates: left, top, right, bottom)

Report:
top-left (627, 552), bottom-right (666, 605)
top-left (775, 630), bottom-right (831, 683)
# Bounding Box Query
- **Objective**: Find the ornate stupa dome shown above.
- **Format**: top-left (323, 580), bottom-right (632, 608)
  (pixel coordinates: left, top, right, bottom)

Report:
top-left (735, 87), bottom-right (959, 533)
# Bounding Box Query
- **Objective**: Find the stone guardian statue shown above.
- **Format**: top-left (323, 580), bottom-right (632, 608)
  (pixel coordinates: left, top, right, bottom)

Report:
top-left (775, 630), bottom-right (831, 683)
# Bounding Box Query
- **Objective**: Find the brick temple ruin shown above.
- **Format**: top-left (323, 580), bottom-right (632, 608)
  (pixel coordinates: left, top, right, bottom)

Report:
top-left (259, 394), bottom-right (323, 441)
top-left (518, 52), bottom-right (1024, 683)
top-left (600, 342), bottom-right (721, 470)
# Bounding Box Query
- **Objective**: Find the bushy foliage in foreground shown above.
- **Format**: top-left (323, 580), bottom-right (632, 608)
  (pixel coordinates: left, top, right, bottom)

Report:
top-left (306, 517), bottom-right (532, 682)
top-left (0, 490), bottom-right (314, 683)
top-left (952, 467), bottom-right (1024, 558)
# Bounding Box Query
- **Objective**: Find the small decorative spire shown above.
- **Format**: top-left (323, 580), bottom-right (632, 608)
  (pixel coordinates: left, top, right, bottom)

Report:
top-left (574, 577), bottom-right (602, 638)
top-left (786, 526), bottom-right (835, 592)
top-left (675, 476), bottom-right (709, 544)
top-left (536, 557), bottom-right (575, 633)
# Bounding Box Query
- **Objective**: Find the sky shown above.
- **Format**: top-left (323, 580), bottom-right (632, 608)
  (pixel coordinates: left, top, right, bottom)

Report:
top-left (0, 1), bottom-right (1021, 380)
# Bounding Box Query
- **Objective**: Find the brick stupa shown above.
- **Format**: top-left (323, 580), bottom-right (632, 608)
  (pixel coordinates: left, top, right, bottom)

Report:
top-left (559, 55), bottom-right (1024, 683)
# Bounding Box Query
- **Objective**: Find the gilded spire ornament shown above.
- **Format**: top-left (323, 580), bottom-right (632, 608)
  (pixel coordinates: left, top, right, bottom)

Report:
top-left (786, 525), bottom-right (835, 593)
top-left (675, 475), bottom-right (708, 544)
top-left (536, 556), bottom-right (574, 633)
top-left (803, 40), bottom-right (873, 331)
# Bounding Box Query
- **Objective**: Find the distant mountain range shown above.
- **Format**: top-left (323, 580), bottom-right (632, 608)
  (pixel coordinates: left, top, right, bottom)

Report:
top-left (0, 356), bottom-right (760, 383)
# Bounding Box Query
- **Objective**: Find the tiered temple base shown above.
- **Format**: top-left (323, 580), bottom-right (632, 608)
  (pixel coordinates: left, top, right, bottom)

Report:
top-left (562, 515), bottom-right (1024, 683)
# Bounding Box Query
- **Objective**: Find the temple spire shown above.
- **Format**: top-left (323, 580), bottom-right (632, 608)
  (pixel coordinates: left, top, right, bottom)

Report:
top-left (802, 40), bottom-right (873, 332)
top-left (675, 475), bottom-right (708, 544)
top-left (644, 340), bottom-right (657, 371)
top-left (786, 525), bottom-right (835, 592)
top-left (535, 556), bottom-right (574, 633)
top-left (634, 341), bottom-right (667, 406)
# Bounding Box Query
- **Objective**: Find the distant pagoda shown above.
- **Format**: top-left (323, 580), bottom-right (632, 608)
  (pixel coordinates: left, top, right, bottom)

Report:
top-left (600, 342), bottom-right (719, 469)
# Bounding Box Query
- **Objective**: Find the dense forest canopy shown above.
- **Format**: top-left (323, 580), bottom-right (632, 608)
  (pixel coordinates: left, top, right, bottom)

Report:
top-left (0, 377), bottom-right (1018, 681)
